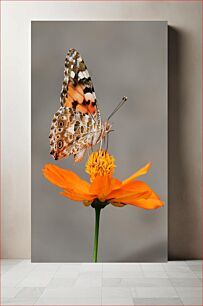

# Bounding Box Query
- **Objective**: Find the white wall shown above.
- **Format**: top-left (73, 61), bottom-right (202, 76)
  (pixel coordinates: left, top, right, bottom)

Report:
top-left (1, 1), bottom-right (201, 259)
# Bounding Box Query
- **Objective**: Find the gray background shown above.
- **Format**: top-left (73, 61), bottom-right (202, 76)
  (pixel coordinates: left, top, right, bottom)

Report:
top-left (31, 21), bottom-right (168, 262)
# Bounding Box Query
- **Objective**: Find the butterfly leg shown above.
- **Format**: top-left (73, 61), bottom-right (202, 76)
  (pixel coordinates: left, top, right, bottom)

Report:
top-left (103, 135), bottom-right (107, 151)
top-left (91, 135), bottom-right (94, 152)
top-left (99, 137), bottom-right (103, 150)
top-left (106, 133), bottom-right (109, 151)
top-left (88, 146), bottom-right (93, 156)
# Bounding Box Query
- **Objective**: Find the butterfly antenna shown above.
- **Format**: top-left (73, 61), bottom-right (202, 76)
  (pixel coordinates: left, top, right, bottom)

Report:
top-left (107, 96), bottom-right (127, 121)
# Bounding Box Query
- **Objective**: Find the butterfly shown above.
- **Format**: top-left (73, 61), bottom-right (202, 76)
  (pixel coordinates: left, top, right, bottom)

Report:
top-left (49, 48), bottom-right (127, 162)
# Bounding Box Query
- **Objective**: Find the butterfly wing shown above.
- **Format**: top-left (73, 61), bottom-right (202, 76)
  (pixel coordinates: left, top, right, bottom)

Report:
top-left (49, 106), bottom-right (98, 161)
top-left (50, 48), bottom-right (102, 162)
top-left (60, 49), bottom-right (101, 120)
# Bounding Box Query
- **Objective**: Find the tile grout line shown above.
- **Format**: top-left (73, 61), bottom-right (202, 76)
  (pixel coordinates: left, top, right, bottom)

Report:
top-left (166, 265), bottom-right (184, 306)
top-left (3, 260), bottom-right (37, 290)
top-left (186, 261), bottom-right (203, 281)
top-left (164, 260), bottom-right (202, 305)
top-left (33, 262), bottom-right (61, 305)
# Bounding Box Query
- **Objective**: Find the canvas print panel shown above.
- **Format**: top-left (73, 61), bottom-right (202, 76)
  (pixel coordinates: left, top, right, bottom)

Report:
top-left (31, 21), bottom-right (167, 262)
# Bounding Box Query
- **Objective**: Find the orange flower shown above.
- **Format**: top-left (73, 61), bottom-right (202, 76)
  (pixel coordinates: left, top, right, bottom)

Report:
top-left (42, 150), bottom-right (164, 210)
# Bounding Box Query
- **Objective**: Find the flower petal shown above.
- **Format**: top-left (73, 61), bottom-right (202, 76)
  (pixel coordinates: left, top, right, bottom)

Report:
top-left (122, 162), bottom-right (151, 185)
top-left (110, 181), bottom-right (164, 210)
top-left (42, 164), bottom-right (90, 193)
top-left (111, 202), bottom-right (126, 207)
top-left (111, 178), bottom-right (122, 190)
top-left (83, 201), bottom-right (92, 207)
top-left (108, 190), bottom-right (151, 201)
top-left (89, 175), bottom-right (113, 201)
top-left (60, 190), bottom-right (94, 202)
top-left (107, 184), bottom-right (151, 200)
top-left (107, 178), bottom-right (151, 200)
top-left (118, 198), bottom-right (164, 210)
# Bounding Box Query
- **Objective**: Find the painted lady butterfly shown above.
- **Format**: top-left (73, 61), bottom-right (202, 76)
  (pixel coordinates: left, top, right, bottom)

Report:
top-left (49, 48), bottom-right (127, 162)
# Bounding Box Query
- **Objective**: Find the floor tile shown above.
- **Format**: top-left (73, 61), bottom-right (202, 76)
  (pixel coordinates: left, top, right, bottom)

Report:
top-left (102, 277), bottom-right (172, 288)
top-left (194, 271), bottom-right (202, 279)
top-left (75, 277), bottom-right (102, 287)
top-left (2, 297), bottom-right (38, 305)
top-left (189, 264), bottom-right (202, 272)
top-left (186, 260), bottom-right (202, 266)
top-left (170, 277), bottom-right (202, 287)
top-left (41, 287), bottom-right (101, 298)
top-left (102, 278), bottom-right (123, 287)
top-left (164, 261), bottom-right (187, 266)
top-left (1, 259), bottom-right (23, 266)
top-left (175, 287), bottom-right (202, 298)
top-left (103, 270), bottom-right (143, 278)
top-left (47, 277), bottom-right (76, 288)
top-left (140, 263), bottom-right (165, 272)
top-left (143, 271), bottom-right (168, 278)
top-left (124, 277), bottom-right (172, 287)
top-left (2, 263), bottom-right (36, 287)
top-left (1, 260), bottom-right (202, 306)
top-left (54, 264), bottom-right (80, 278)
top-left (133, 286), bottom-right (178, 298)
top-left (164, 265), bottom-right (192, 272)
top-left (133, 297), bottom-right (183, 305)
top-left (180, 296), bottom-right (202, 305)
top-left (102, 297), bottom-right (133, 305)
top-left (17, 271), bottom-right (56, 287)
top-left (2, 265), bottom-right (16, 274)
top-left (15, 287), bottom-right (45, 298)
top-left (2, 287), bottom-right (22, 299)
top-left (32, 263), bottom-right (60, 272)
top-left (78, 271), bottom-right (102, 279)
top-left (1, 299), bottom-right (10, 305)
top-left (75, 271), bottom-right (102, 287)
top-left (166, 271), bottom-right (197, 278)
top-left (103, 263), bottom-right (142, 272)
top-left (35, 297), bottom-right (101, 305)
top-left (81, 263), bottom-right (102, 272)
top-left (102, 287), bottom-right (132, 298)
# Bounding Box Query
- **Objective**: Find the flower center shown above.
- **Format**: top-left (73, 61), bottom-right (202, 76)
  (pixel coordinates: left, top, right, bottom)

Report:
top-left (85, 150), bottom-right (115, 182)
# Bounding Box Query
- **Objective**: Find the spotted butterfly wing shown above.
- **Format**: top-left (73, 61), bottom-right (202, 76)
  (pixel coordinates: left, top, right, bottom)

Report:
top-left (49, 48), bottom-right (102, 162)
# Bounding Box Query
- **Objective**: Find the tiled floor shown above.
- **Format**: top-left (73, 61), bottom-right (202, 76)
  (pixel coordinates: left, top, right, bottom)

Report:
top-left (1, 260), bottom-right (202, 305)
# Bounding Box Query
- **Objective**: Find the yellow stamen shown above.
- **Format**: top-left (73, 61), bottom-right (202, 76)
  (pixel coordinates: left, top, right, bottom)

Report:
top-left (85, 150), bottom-right (115, 182)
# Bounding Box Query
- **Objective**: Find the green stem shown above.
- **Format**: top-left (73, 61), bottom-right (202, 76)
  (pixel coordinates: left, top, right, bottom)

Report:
top-left (92, 207), bottom-right (101, 263)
